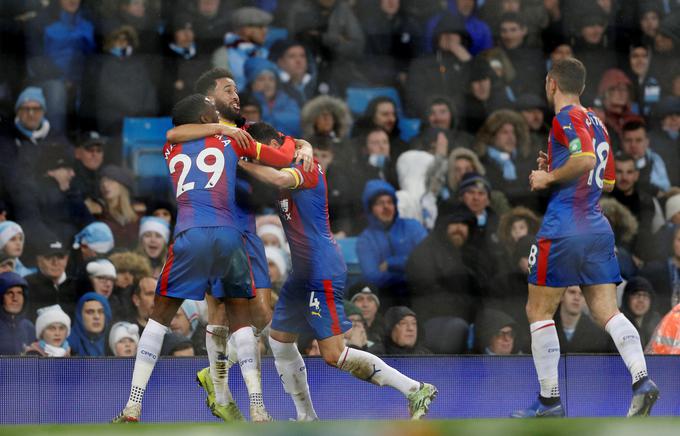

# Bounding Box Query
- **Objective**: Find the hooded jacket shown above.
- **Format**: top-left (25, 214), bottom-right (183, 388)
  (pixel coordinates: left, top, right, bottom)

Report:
top-left (0, 273), bottom-right (35, 355)
top-left (357, 180), bottom-right (427, 302)
top-left (621, 277), bottom-right (662, 346)
top-left (300, 95), bottom-right (352, 140)
top-left (67, 292), bottom-right (112, 356)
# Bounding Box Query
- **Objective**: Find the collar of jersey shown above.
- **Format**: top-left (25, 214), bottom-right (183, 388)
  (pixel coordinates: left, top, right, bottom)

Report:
top-left (219, 119), bottom-right (236, 127)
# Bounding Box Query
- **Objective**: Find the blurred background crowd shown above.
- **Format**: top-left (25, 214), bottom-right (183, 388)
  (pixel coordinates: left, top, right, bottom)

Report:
top-left (0, 0), bottom-right (680, 358)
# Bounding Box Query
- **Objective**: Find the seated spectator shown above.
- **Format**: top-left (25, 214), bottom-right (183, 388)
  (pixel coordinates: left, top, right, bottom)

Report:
top-left (25, 304), bottom-right (71, 357)
top-left (349, 283), bottom-right (386, 346)
top-left (243, 57), bottom-right (301, 137)
top-left (382, 306), bottom-right (430, 355)
top-left (161, 332), bottom-right (195, 356)
top-left (515, 93), bottom-right (549, 154)
top-left (479, 0), bottom-right (548, 48)
top-left (85, 259), bottom-right (117, 300)
top-left (100, 0), bottom-right (162, 55)
top-left (496, 206), bottom-right (540, 273)
top-left (269, 39), bottom-right (318, 106)
top-left (180, 0), bottom-right (231, 53)
top-left (68, 292), bottom-right (112, 356)
top-left (0, 221), bottom-right (35, 277)
top-left (621, 277), bottom-right (662, 347)
top-left (474, 308), bottom-right (518, 355)
top-left (136, 217), bottom-right (170, 278)
top-left (357, 180), bottom-right (427, 308)
top-left (621, 119), bottom-right (670, 196)
top-left (649, 97), bottom-right (680, 188)
top-left (72, 131), bottom-right (108, 214)
top-left (410, 96), bottom-right (474, 153)
top-left (123, 276), bottom-right (157, 333)
top-left (641, 224), bottom-right (680, 315)
top-left (69, 221), bottom-right (115, 283)
top-left (455, 173), bottom-right (502, 258)
top-left (353, 127), bottom-right (400, 193)
top-left (0, 272), bottom-right (34, 355)
top-left (555, 286), bottom-right (612, 353)
top-left (646, 301), bottom-right (680, 354)
top-left (170, 300), bottom-right (206, 355)
top-left (639, 2), bottom-right (661, 48)
top-left (26, 235), bottom-right (78, 321)
top-left (109, 321), bottom-right (139, 357)
top-left (146, 199), bottom-right (176, 228)
top-left (99, 165), bottom-right (140, 249)
top-left (461, 57), bottom-right (512, 134)
top-left (300, 95), bottom-right (352, 145)
top-left (597, 70), bottom-right (641, 151)
top-left (257, 223), bottom-right (288, 252)
top-left (650, 10), bottom-right (680, 99)
top-left (353, 96), bottom-right (408, 163)
top-left (343, 301), bottom-right (384, 354)
top-left (628, 44), bottom-right (661, 118)
top-left (264, 245), bottom-right (288, 293)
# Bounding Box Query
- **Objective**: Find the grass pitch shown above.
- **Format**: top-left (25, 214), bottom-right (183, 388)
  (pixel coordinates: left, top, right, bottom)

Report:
top-left (2, 418), bottom-right (679, 436)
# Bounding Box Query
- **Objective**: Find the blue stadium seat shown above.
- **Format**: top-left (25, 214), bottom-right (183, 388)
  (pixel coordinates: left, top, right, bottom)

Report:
top-left (345, 87), bottom-right (403, 116)
top-left (122, 117), bottom-right (173, 163)
top-left (264, 27), bottom-right (289, 49)
top-left (122, 117), bottom-right (173, 198)
top-left (338, 237), bottom-right (358, 264)
top-left (399, 117), bottom-right (421, 142)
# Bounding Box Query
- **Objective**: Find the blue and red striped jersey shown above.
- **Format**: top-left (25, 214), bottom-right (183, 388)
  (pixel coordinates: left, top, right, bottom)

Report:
top-left (538, 104), bottom-right (616, 239)
top-left (275, 161), bottom-right (347, 280)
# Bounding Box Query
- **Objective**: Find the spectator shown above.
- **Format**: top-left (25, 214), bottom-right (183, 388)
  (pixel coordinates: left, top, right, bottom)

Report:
top-left (649, 97), bottom-right (680, 188)
top-left (136, 216), bottom-right (170, 278)
top-left (239, 94), bottom-right (263, 123)
top-left (0, 272), bottom-right (34, 355)
top-left (353, 126), bottom-right (400, 192)
top-left (72, 131), bottom-right (107, 212)
top-left (461, 56), bottom-right (513, 135)
top-left (641, 224), bottom-right (680, 315)
top-left (474, 308), bottom-right (518, 355)
top-left (343, 301), bottom-right (384, 354)
top-left (123, 276), bottom-right (156, 333)
top-left (646, 301), bottom-right (680, 354)
top-left (67, 292), bottom-right (112, 356)
top-left (25, 304), bottom-right (71, 357)
top-left (627, 44), bottom-right (661, 118)
top-left (621, 119), bottom-right (671, 195)
top-left (349, 283), bottom-right (386, 346)
top-left (211, 6), bottom-right (272, 90)
top-left (99, 165), bottom-right (140, 249)
top-left (621, 276), bottom-right (662, 347)
top-left (256, 223), bottom-right (288, 251)
top-left (357, 179), bottom-right (427, 308)
top-left (264, 245), bottom-right (288, 292)
top-left (26, 235), bottom-right (78, 321)
top-left (109, 320), bottom-right (139, 357)
top-left (300, 95), bottom-right (352, 145)
top-left (353, 96), bottom-right (408, 163)
top-left (100, 0), bottom-right (162, 55)
top-left (639, 2), bottom-right (662, 48)
top-left (0, 221), bottom-right (34, 277)
top-left (181, 0), bottom-right (232, 53)
top-left (269, 39), bottom-right (318, 106)
top-left (455, 173), bottom-right (501, 257)
top-left (108, 251), bottom-right (152, 311)
top-left (650, 10), bottom-right (680, 97)
top-left (410, 96), bottom-right (474, 153)
top-left (243, 57), bottom-right (301, 137)
top-left (496, 206), bottom-right (540, 271)
top-left (161, 332), bottom-right (195, 356)
top-left (406, 13), bottom-right (471, 118)
top-left (554, 286), bottom-right (613, 353)
top-left (428, 0), bottom-right (492, 56)
top-left (170, 299), bottom-right (206, 355)
top-left (146, 199), bottom-right (176, 228)
top-left (597, 69), bottom-right (640, 151)
top-left (382, 306), bottom-right (430, 355)
top-left (479, 0), bottom-right (548, 48)
top-left (85, 259), bottom-right (117, 300)
top-left (514, 93), bottom-right (549, 154)
top-left (69, 221), bottom-right (115, 283)
top-left (599, 197), bottom-right (640, 280)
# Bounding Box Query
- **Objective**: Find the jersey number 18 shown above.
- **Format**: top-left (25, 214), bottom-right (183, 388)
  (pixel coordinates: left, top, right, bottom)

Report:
top-left (586, 140), bottom-right (609, 189)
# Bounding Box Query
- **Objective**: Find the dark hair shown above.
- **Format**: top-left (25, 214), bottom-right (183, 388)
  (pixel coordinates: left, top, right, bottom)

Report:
top-left (308, 134), bottom-right (335, 151)
top-left (622, 119), bottom-right (647, 134)
top-left (549, 58), bottom-right (586, 95)
top-left (194, 67), bottom-right (233, 95)
top-left (247, 122), bottom-right (283, 144)
top-left (354, 96), bottom-right (400, 138)
top-left (614, 152), bottom-right (636, 165)
top-left (240, 94), bottom-right (262, 114)
top-left (426, 95), bottom-right (457, 129)
top-left (499, 12), bottom-right (525, 28)
top-left (172, 94), bottom-right (211, 126)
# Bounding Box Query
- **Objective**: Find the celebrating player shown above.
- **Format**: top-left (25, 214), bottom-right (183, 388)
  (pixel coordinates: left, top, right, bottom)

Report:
top-left (238, 122), bottom-right (438, 421)
top-left (512, 58), bottom-right (658, 418)
top-left (112, 94), bottom-right (296, 423)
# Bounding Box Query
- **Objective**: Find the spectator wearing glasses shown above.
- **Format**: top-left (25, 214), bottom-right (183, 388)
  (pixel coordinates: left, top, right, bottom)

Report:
top-left (475, 308), bottom-right (518, 354)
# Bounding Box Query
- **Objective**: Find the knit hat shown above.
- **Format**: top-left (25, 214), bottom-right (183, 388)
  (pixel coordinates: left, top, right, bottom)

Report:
top-left (35, 304), bottom-right (71, 339)
top-left (470, 57), bottom-right (494, 81)
top-left (15, 86), bottom-right (46, 112)
top-left (86, 259), bottom-right (117, 279)
top-left (457, 172), bottom-right (492, 196)
top-left (101, 165), bottom-right (135, 192)
top-left (0, 221), bottom-right (23, 250)
top-left (435, 203), bottom-right (477, 230)
top-left (72, 222), bottom-right (115, 253)
top-left (244, 57), bottom-right (278, 86)
top-left (265, 245), bottom-right (288, 282)
top-left (624, 276), bottom-right (655, 297)
top-left (108, 321), bottom-right (140, 354)
top-left (139, 216), bottom-right (171, 243)
top-left (665, 194), bottom-right (680, 221)
top-left (349, 284), bottom-right (380, 307)
top-left (257, 224), bottom-right (287, 248)
top-left (384, 306), bottom-right (417, 333)
top-left (231, 7), bottom-right (272, 28)
top-left (179, 300), bottom-right (200, 337)
top-left (343, 300), bottom-right (364, 320)
top-left (0, 271), bottom-right (28, 296)
top-left (659, 10), bottom-right (680, 44)
top-left (37, 143), bottom-right (75, 174)
top-left (598, 69), bottom-right (632, 97)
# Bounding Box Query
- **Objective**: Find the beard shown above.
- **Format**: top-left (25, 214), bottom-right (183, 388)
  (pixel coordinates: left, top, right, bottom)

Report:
top-left (215, 99), bottom-right (240, 123)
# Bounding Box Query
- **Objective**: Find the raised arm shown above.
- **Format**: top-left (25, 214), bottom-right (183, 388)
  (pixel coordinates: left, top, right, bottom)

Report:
top-left (249, 135), bottom-right (296, 168)
top-left (238, 160), bottom-right (297, 189)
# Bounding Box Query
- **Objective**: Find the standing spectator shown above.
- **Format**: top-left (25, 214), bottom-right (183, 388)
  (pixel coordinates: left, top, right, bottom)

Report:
top-left (598, 70), bottom-right (642, 151)
top-left (72, 131), bottom-right (107, 212)
top-left (67, 292), bottom-right (112, 356)
top-left (554, 286), bottom-right (613, 353)
top-left (25, 0), bottom-right (96, 133)
top-left (621, 119), bottom-right (671, 195)
top-left (646, 301), bottom-right (680, 354)
top-left (211, 7), bottom-right (272, 90)
top-left (0, 272), bottom-right (34, 355)
top-left (0, 221), bottom-right (34, 277)
top-left (349, 283), bottom-right (386, 346)
top-left (649, 97), bottom-right (680, 188)
top-left (621, 277), bottom-right (662, 348)
top-left (109, 320), bottom-right (139, 357)
top-left (25, 304), bottom-right (71, 357)
top-left (474, 308), bottom-right (518, 355)
top-left (26, 235), bottom-right (78, 321)
top-left (627, 44), bottom-right (662, 118)
top-left (269, 39), bottom-right (318, 106)
top-left (99, 165), bottom-right (139, 249)
top-left (382, 306), bottom-right (430, 355)
top-left (461, 57), bottom-right (511, 135)
top-left (135, 217), bottom-right (170, 278)
top-left (357, 179), bottom-right (427, 309)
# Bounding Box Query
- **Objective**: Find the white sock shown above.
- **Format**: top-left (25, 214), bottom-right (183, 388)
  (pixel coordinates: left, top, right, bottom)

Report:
top-left (227, 334), bottom-right (238, 367)
top-left (336, 347), bottom-right (420, 396)
top-left (206, 325), bottom-right (232, 405)
top-left (232, 326), bottom-right (264, 408)
top-left (605, 313), bottom-right (648, 384)
top-left (530, 320), bottom-right (561, 399)
top-left (269, 337), bottom-right (317, 420)
top-left (126, 319), bottom-right (167, 408)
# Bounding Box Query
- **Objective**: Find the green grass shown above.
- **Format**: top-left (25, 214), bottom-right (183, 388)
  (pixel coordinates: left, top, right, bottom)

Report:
top-left (2, 419), bottom-right (680, 436)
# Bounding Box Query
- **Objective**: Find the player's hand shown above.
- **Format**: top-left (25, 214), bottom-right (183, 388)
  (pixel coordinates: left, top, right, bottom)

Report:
top-left (218, 124), bottom-right (253, 150)
top-left (294, 139), bottom-right (314, 171)
top-left (529, 170), bottom-right (553, 191)
top-left (537, 150), bottom-right (549, 171)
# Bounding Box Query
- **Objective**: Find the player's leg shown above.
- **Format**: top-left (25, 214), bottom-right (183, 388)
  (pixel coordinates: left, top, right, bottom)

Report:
top-left (243, 231), bottom-right (274, 333)
top-left (250, 288), bottom-right (273, 333)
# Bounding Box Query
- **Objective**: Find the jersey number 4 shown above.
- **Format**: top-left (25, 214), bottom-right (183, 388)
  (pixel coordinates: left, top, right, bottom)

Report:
top-left (169, 149), bottom-right (224, 197)
top-left (586, 140), bottom-right (609, 189)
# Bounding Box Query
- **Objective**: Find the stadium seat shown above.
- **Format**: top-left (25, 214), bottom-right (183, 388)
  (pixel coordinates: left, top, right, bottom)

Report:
top-left (337, 237), bottom-right (362, 288)
top-left (345, 87), bottom-right (403, 116)
top-left (122, 117), bottom-right (173, 198)
top-left (122, 117), bottom-right (173, 164)
top-left (399, 117), bottom-right (421, 142)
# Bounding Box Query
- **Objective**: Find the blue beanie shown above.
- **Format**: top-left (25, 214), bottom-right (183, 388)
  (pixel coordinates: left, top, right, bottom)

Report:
top-left (15, 87), bottom-right (46, 112)
top-left (72, 222), bottom-right (115, 254)
top-left (244, 57), bottom-right (278, 86)
top-left (0, 272), bottom-right (28, 296)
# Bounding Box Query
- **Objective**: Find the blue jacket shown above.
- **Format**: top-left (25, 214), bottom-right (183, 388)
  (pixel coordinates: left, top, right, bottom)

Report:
top-left (357, 180), bottom-right (427, 293)
top-left (222, 33), bottom-right (269, 91)
top-left (254, 90), bottom-right (302, 138)
top-left (0, 310), bottom-right (35, 355)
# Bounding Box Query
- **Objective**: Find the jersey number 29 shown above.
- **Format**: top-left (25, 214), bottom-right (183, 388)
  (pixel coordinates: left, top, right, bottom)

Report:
top-left (169, 148), bottom-right (224, 197)
top-left (586, 140), bottom-right (609, 189)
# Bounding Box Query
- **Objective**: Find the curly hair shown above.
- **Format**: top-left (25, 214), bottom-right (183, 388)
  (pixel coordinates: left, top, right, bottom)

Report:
top-left (599, 197), bottom-right (639, 244)
top-left (109, 251), bottom-right (153, 284)
top-left (497, 206), bottom-right (541, 247)
top-left (473, 109), bottom-right (531, 159)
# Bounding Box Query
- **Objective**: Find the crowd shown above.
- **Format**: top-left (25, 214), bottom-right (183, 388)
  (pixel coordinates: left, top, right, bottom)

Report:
top-left (0, 0), bottom-right (680, 357)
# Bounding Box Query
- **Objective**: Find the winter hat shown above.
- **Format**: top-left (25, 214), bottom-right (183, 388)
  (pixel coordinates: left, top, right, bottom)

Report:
top-left (72, 222), bottom-right (115, 253)
top-left (265, 245), bottom-right (288, 282)
top-left (457, 172), bottom-right (492, 196)
top-left (343, 300), bottom-right (364, 321)
top-left (269, 39), bottom-right (305, 63)
top-left (624, 276), bottom-right (655, 297)
top-left (139, 216), bottom-right (170, 243)
top-left (349, 284), bottom-right (380, 307)
top-left (598, 69), bottom-right (632, 97)
top-left (36, 143), bottom-right (75, 174)
top-left (101, 165), bottom-right (135, 192)
top-left (15, 86), bottom-right (46, 112)
top-left (475, 308), bottom-right (516, 350)
top-left (257, 224), bottom-right (287, 248)
top-left (108, 321), bottom-right (140, 354)
top-left (35, 304), bottom-right (71, 339)
top-left (244, 57), bottom-right (278, 86)
top-left (665, 194), bottom-right (680, 221)
top-left (86, 259), bottom-right (117, 279)
top-left (384, 306), bottom-right (417, 333)
top-left (0, 271), bottom-right (28, 297)
top-left (0, 221), bottom-right (23, 251)
top-left (179, 300), bottom-right (200, 337)
top-left (231, 7), bottom-right (272, 28)
top-left (435, 203), bottom-right (477, 230)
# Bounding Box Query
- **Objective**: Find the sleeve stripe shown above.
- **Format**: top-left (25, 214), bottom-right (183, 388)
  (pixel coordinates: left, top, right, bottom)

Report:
top-left (255, 142), bottom-right (262, 160)
top-left (281, 168), bottom-right (301, 188)
top-left (603, 179), bottom-right (615, 185)
top-left (570, 152), bottom-right (596, 158)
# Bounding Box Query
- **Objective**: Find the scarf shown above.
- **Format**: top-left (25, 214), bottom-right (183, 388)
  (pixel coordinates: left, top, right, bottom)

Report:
top-left (487, 146), bottom-right (517, 180)
top-left (14, 117), bottom-right (50, 144)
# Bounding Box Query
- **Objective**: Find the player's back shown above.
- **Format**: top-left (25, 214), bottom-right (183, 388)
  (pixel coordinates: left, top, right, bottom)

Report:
top-left (164, 135), bottom-right (240, 235)
top-left (539, 104), bottom-right (615, 239)
top-left (277, 162), bottom-right (346, 280)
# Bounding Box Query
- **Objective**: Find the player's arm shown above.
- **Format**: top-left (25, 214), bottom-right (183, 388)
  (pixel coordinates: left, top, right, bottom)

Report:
top-left (293, 139), bottom-right (314, 171)
top-left (238, 160), bottom-right (297, 189)
top-left (242, 135), bottom-right (296, 168)
top-left (602, 146), bottom-right (616, 193)
top-left (166, 123), bottom-right (253, 149)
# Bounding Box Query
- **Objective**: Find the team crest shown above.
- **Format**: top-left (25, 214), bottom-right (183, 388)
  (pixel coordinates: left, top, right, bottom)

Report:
top-left (569, 138), bottom-right (582, 153)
